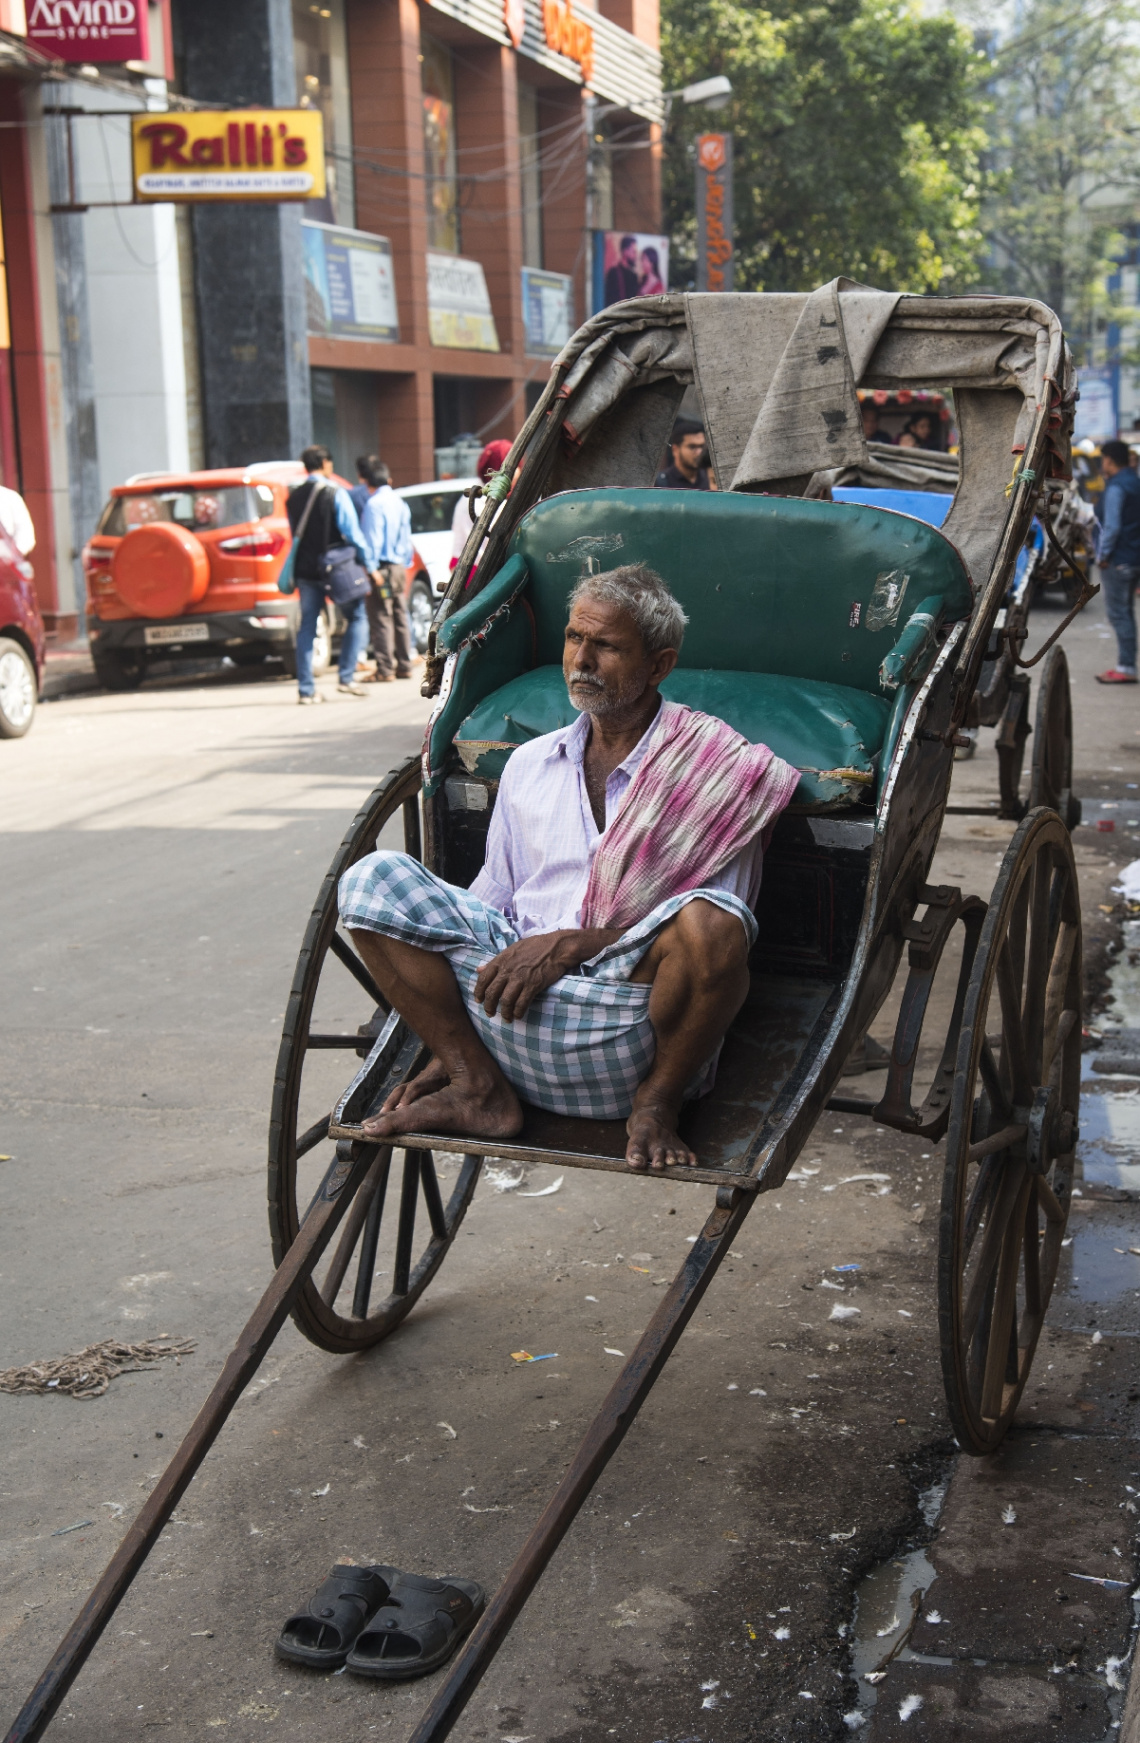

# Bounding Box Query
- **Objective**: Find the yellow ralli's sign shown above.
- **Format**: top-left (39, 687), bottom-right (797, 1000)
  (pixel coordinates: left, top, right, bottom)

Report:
top-left (131, 109), bottom-right (326, 203)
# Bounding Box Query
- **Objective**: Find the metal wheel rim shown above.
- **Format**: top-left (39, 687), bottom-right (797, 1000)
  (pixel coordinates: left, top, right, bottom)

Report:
top-left (1030, 645), bottom-right (1074, 821)
top-left (0, 644), bottom-right (34, 729)
top-left (267, 756), bottom-right (479, 1352)
top-left (938, 808), bottom-right (1080, 1455)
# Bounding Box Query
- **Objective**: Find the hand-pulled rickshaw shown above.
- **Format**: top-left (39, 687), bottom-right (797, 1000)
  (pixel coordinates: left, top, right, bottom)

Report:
top-left (7, 283), bottom-right (1094, 1743)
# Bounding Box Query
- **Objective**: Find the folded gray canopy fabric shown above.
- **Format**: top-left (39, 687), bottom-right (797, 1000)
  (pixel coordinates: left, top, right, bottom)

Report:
top-left (540, 280), bottom-right (1072, 592)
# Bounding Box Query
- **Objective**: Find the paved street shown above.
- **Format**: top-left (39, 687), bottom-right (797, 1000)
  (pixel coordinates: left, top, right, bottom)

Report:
top-left (1, 602), bottom-right (1138, 1743)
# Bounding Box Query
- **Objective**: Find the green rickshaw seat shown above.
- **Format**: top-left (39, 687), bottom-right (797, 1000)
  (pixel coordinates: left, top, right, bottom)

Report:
top-left (429, 487), bottom-right (972, 810)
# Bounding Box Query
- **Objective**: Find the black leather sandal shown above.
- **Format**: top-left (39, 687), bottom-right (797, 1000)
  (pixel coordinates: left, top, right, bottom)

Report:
top-left (345, 1572), bottom-right (485, 1680)
top-left (275, 1563), bottom-right (399, 1669)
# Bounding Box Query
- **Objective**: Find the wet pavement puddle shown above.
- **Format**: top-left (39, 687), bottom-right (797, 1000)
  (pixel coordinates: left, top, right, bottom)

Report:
top-left (847, 1483), bottom-right (949, 1727)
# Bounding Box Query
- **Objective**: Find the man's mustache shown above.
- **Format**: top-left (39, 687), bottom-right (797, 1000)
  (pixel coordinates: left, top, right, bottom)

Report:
top-left (568, 672), bottom-right (606, 689)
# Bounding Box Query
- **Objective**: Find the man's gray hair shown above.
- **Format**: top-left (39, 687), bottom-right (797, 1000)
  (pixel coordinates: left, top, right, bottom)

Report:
top-left (568, 563), bottom-right (688, 654)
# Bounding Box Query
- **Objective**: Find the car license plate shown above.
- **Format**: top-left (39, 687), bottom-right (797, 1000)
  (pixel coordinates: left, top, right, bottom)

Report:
top-left (144, 623), bottom-right (210, 646)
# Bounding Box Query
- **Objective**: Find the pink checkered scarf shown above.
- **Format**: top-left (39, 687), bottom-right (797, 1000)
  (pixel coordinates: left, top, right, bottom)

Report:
top-left (580, 700), bottom-right (801, 933)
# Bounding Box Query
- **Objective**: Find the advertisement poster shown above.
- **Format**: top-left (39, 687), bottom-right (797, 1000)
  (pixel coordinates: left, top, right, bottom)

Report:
top-left (521, 266), bottom-right (573, 357)
top-left (131, 110), bottom-right (325, 203)
top-left (592, 231), bottom-right (669, 311)
top-left (303, 222), bottom-right (399, 343)
top-left (696, 133), bottom-right (733, 292)
top-left (1074, 366), bottom-right (1117, 444)
top-left (28, 0), bottom-right (148, 63)
top-left (426, 252), bottom-right (500, 352)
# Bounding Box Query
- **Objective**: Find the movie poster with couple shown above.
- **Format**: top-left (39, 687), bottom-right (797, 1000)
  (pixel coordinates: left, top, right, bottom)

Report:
top-left (593, 231), bottom-right (670, 310)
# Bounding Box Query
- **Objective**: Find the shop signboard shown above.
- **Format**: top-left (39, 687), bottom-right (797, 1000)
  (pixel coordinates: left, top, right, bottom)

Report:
top-left (593, 230), bottom-right (668, 311)
top-left (303, 221), bottom-right (399, 343)
top-left (696, 133), bottom-right (733, 292)
top-left (541, 0), bottom-right (594, 83)
top-left (27, 0), bottom-right (148, 62)
top-left (1074, 365), bottom-right (1117, 444)
top-left (427, 252), bottom-right (500, 352)
top-left (130, 109), bottom-right (326, 202)
top-left (521, 266), bottom-right (572, 356)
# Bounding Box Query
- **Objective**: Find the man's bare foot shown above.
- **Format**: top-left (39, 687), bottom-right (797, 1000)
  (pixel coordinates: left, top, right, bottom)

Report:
top-left (381, 1055), bottom-right (449, 1113)
top-left (361, 1068), bottom-right (523, 1141)
top-left (625, 1099), bottom-right (697, 1171)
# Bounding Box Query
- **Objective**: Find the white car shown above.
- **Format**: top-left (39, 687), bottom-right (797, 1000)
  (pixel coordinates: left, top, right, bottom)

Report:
top-left (397, 478), bottom-right (479, 625)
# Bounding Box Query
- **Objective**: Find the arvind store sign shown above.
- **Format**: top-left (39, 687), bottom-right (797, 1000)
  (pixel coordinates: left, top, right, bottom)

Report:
top-left (28, 0), bottom-right (148, 62)
top-left (130, 109), bottom-right (326, 202)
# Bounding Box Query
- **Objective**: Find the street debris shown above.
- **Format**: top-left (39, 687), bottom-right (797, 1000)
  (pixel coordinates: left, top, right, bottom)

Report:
top-left (842, 1712), bottom-right (866, 1730)
top-left (925, 1610), bottom-right (942, 1624)
top-left (829, 1305), bottom-right (861, 1322)
top-left (839, 1174), bottom-right (891, 1185)
top-left (1070, 1573), bottom-right (1131, 1593)
top-left (102, 1502), bottom-right (125, 1520)
top-left (511, 1351), bottom-right (557, 1363)
top-left (750, 1387), bottom-right (767, 1395)
top-left (833, 1264), bottom-right (861, 1272)
top-left (0, 1336), bottom-right (195, 1400)
top-left (519, 1176), bottom-right (564, 1197)
top-left (877, 1615), bottom-right (901, 1637)
top-left (310, 1484), bottom-right (330, 1498)
top-left (437, 1421), bottom-right (457, 1439)
top-left (1113, 859), bottom-right (1140, 900)
top-left (604, 1347), bottom-right (625, 1356)
top-left (1002, 1504), bottom-right (1017, 1524)
top-left (898, 1695), bottom-right (924, 1721)
top-left (463, 1501), bottom-right (511, 1513)
top-left (485, 1166), bottom-right (525, 1192)
top-left (51, 1520), bottom-right (94, 1537)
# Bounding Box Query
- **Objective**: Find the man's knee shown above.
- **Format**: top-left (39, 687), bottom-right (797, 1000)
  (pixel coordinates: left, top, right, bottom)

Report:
top-left (672, 899), bottom-right (750, 980)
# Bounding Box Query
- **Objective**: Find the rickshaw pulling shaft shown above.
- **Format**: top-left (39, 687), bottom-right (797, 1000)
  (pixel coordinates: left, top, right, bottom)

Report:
top-left (3, 1140), bottom-right (752, 1743)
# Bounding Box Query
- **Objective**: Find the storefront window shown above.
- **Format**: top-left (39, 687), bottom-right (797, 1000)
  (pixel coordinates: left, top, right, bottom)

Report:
top-left (293, 0), bottom-right (355, 228)
top-left (518, 82), bottom-right (543, 270)
top-left (422, 37), bottom-right (460, 255)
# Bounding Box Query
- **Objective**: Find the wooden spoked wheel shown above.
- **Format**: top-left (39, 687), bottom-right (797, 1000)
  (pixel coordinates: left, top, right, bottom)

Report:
top-left (1030, 646), bottom-right (1081, 830)
top-left (938, 809), bottom-right (1081, 1455)
top-left (268, 756), bottom-right (480, 1354)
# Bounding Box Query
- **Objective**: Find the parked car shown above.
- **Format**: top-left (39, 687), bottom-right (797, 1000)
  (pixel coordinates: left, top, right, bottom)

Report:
top-left (0, 524), bottom-right (44, 738)
top-left (397, 477), bottom-right (478, 644)
top-left (83, 463), bottom-right (434, 689)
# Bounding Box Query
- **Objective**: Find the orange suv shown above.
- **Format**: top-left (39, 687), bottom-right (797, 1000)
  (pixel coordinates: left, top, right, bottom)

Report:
top-left (83, 462), bottom-right (432, 690)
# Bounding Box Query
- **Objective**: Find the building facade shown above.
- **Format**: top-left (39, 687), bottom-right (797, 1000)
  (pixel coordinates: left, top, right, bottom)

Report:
top-left (0, 0), bottom-right (661, 636)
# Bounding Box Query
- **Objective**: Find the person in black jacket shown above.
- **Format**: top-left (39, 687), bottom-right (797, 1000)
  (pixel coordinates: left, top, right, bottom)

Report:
top-left (654, 419), bottom-right (711, 490)
top-left (287, 445), bottom-right (375, 703)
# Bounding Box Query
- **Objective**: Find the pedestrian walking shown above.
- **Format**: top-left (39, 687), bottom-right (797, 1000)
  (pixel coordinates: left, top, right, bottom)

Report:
top-left (1095, 439), bottom-right (1140, 684)
top-left (358, 458), bottom-right (417, 681)
top-left (349, 456), bottom-right (376, 521)
top-left (286, 445), bottom-right (374, 704)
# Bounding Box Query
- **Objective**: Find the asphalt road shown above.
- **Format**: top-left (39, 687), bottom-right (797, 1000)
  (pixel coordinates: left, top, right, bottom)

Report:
top-left (1, 598), bottom-right (1137, 1743)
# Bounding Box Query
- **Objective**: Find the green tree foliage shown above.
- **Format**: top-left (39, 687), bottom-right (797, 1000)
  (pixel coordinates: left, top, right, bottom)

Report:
top-left (967, 0), bottom-right (1140, 354)
top-left (661, 0), bottom-right (987, 293)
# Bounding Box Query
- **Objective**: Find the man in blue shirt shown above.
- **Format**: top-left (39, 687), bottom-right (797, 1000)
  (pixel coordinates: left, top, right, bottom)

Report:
top-left (287, 445), bottom-right (374, 703)
top-left (1096, 439), bottom-right (1140, 683)
top-left (359, 458), bottom-right (417, 681)
top-left (349, 456), bottom-right (374, 520)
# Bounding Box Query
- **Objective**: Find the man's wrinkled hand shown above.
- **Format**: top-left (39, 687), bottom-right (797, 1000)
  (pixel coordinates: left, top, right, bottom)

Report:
top-left (474, 933), bottom-right (577, 1022)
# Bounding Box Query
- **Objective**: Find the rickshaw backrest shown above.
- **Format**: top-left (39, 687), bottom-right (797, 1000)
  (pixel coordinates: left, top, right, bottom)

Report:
top-left (508, 487), bottom-right (972, 696)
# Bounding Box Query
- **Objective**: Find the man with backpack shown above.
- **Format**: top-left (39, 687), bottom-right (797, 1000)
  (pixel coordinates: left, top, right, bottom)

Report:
top-left (287, 445), bottom-right (375, 704)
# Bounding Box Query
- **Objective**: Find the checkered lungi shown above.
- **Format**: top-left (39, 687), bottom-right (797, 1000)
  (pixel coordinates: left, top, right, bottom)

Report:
top-left (337, 850), bottom-right (757, 1120)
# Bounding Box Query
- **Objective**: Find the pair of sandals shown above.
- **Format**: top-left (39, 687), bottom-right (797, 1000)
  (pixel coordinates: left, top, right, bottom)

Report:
top-left (276, 1563), bottom-right (484, 1681)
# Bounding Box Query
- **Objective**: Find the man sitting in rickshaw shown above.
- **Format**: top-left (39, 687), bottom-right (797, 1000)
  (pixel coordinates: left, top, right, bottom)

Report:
top-left (339, 566), bottom-right (798, 1172)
